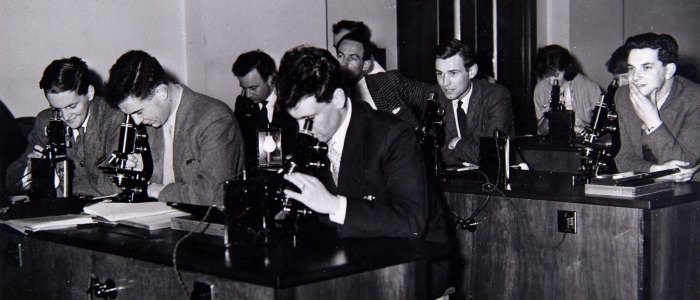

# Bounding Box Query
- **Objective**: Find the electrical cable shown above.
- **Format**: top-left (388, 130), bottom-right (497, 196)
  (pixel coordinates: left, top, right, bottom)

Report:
top-left (173, 205), bottom-right (213, 300)
top-left (171, 169), bottom-right (243, 299)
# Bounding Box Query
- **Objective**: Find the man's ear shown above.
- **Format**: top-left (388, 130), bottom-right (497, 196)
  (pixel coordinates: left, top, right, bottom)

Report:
top-left (468, 64), bottom-right (479, 79)
top-left (154, 84), bottom-right (168, 103)
top-left (86, 85), bottom-right (95, 101)
top-left (362, 59), bottom-right (372, 73)
top-left (665, 63), bottom-right (677, 79)
top-left (332, 88), bottom-right (347, 108)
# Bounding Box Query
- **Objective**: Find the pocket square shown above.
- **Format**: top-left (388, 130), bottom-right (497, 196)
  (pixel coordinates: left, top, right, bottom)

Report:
top-left (391, 107), bottom-right (401, 114)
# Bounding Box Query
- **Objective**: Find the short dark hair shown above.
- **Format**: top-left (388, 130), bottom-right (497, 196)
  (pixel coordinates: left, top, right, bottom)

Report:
top-left (623, 32), bottom-right (678, 65)
top-left (276, 46), bottom-right (345, 111)
top-left (337, 29), bottom-right (373, 61)
top-left (104, 50), bottom-right (171, 106)
top-left (606, 46), bottom-right (628, 75)
top-left (535, 45), bottom-right (579, 81)
top-left (332, 20), bottom-right (371, 39)
top-left (232, 50), bottom-right (277, 82)
top-left (434, 39), bottom-right (476, 70)
top-left (39, 57), bottom-right (91, 95)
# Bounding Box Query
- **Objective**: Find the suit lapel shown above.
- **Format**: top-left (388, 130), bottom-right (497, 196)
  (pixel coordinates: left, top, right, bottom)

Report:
top-left (173, 86), bottom-right (196, 178)
top-left (439, 91), bottom-right (463, 140)
top-left (364, 74), bottom-right (390, 112)
top-left (464, 81), bottom-right (483, 139)
top-left (336, 102), bottom-right (367, 195)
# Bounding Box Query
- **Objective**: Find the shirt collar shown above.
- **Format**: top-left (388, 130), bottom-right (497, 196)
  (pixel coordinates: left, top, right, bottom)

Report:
top-left (162, 85), bottom-right (183, 131)
top-left (452, 82), bottom-right (474, 103)
top-left (265, 88), bottom-right (277, 107)
top-left (328, 99), bottom-right (353, 154)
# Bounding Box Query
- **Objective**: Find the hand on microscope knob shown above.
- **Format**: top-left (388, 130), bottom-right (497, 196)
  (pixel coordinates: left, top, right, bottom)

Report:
top-left (123, 153), bottom-right (144, 171)
top-left (27, 145), bottom-right (45, 160)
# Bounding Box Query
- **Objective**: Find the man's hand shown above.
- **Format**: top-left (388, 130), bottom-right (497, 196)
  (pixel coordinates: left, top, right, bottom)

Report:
top-left (650, 160), bottom-right (699, 182)
top-left (147, 183), bottom-right (165, 199)
top-left (123, 154), bottom-right (144, 171)
top-left (629, 84), bottom-right (663, 129)
top-left (448, 137), bottom-right (461, 150)
top-left (283, 173), bottom-right (340, 215)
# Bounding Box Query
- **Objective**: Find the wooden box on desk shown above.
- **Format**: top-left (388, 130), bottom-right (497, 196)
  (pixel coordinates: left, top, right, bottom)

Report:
top-left (441, 170), bottom-right (700, 300)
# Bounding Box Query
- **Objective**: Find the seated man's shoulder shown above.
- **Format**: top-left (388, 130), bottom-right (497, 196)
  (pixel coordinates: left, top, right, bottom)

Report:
top-left (185, 87), bottom-right (234, 119)
top-left (475, 79), bottom-right (511, 98)
top-left (366, 70), bottom-right (403, 82)
top-left (677, 76), bottom-right (700, 96)
top-left (358, 101), bottom-right (414, 134)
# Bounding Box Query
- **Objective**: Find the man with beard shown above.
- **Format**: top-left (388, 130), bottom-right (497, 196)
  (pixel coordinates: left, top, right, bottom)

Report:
top-left (615, 32), bottom-right (700, 182)
top-left (336, 29), bottom-right (435, 128)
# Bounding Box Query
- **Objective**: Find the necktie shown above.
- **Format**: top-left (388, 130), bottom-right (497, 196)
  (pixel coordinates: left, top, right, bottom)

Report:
top-left (162, 124), bottom-right (175, 185)
top-left (327, 140), bottom-right (341, 186)
top-left (259, 101), bottom-right (270, 126)
top-left (74, 127), bottom-right (86, 166)
top-left (75, 127), bottom-right (85, 154)
top-left (456, 100), bottom-right (468, 138)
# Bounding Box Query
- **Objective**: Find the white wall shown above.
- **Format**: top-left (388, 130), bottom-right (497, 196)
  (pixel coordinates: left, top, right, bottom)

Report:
top-left (536, 0), bottom-right (570, 49)
top-left (0, 0), bottom-right (185, 118)
top-left (0, 0), bottom-right (394, 118)
top-left (184, 0), bottom-right (327, 109)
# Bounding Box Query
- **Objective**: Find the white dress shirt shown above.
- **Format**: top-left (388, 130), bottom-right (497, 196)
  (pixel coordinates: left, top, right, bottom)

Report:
top-left (355, 77), bottom-right (378, 110)
top-left (161, 88), bottom-right (183, 186)
top-left (451, 85), bottom-right (473, 138)
top-left (327, 100), bottom-right (353, 224)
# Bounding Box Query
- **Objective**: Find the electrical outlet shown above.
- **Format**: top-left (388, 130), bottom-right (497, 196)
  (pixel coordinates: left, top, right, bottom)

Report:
top-left (5, 242), bottom-right (22, 267)
top-left (557, 210), bottom-right (577, 234)
top-left (191, 281), bottom-right (214, 300)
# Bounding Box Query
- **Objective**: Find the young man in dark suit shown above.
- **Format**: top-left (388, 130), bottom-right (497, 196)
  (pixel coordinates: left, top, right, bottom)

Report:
top-left (276, 45), bottom-right (446, 241)
top-left (105, 50), bottom-right (245, 206)
top-left (336, 30), bottom-right (435, 128)
top-left (277, 45), bottom-right (448, 298)
top-left (434, 39), bottom-right (513, 165)
top-left (6, 57), bottom-right (123, 197)
top-left (232, 50), bottom-right (297, 171)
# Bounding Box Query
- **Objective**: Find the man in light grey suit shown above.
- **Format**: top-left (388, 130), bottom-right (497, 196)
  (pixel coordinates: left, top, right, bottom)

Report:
top-left (105, 50), bottom-right (245, 207)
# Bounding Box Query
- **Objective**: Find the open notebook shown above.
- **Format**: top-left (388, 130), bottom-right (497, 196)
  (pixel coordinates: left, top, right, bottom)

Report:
top-left (1, 215), bottom-right (96, 234)
top-left (83, 201), bottom-right (190, 230)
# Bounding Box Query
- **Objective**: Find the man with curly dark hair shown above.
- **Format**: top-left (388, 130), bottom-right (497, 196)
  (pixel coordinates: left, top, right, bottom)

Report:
top-left (104, 50), bottom-right (245, 206)
top-left (615, 33), bottom-right (700, 182)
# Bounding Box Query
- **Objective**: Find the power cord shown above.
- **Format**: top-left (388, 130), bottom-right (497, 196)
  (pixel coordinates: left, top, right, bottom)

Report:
top-left (173, 205), bottom-right (213, 300)
top-left (449, 169), bottom-right (502, 232)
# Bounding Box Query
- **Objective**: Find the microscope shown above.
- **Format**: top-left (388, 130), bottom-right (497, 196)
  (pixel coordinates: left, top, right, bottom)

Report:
top-left (29, 109), bottom-right (72, 200)
top-left (579, 79), bottom-right (620, 176)
top-left (547, 79), bottom-right (575, 144)
top-left (225, 118), bottom-right (328, 246)
top-left (100, 114), bottom-right (153, 203)
top-left (416, 92), bottom-right (446, 178)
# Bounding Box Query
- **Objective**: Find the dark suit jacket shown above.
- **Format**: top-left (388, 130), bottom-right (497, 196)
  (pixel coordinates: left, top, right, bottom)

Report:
top-left (233, 94), bottom-right (297, 170)
top-left (6, 97), bottom-right (123, 196)
top-left (365, 70), bottom-right (435, 128)
top-left (0, 100), bottom-right (28, 196)
top-left (440, 79), bottom-right (513, 165)
top-left (321, 101), bottom-right (445, 242)
top-left (149, 86), bottom-right (245, 207)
